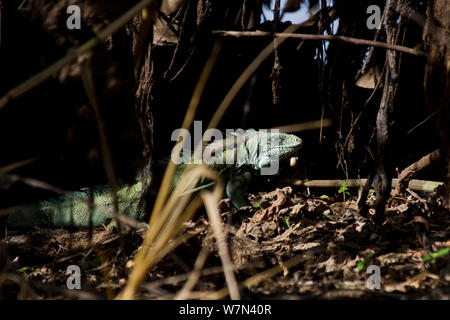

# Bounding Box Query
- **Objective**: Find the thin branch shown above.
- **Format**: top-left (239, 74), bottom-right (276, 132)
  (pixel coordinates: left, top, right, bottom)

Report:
top-left (271, 0), bottom-right (281, 105)
top-left (212, 30), bottom-right (426, 57)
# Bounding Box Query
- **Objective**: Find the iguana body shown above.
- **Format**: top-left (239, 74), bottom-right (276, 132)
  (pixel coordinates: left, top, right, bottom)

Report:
top-left (7, 130), bottom-right (302, 228)
top-left (7, 181), bottom-right (145, 229)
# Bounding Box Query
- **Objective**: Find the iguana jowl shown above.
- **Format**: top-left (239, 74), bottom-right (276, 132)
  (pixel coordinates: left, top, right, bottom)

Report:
top-left (7, 130), bottom-right (302, 228)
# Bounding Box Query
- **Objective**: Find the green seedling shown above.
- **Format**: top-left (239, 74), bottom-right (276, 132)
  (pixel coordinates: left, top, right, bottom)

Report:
top-left (253, 200), bottom-right (264, 208)
top-left (422, 247), bottom-right (450, 264)
top-left (17, 266), bottom-right (35, 273)
top-left (338, 181), bottom-right (350, 201)
top-left (357, 253), bottom-right (374, 271)
top-left (283, 216), bottom-right (291, 228)
top-left (322, 211), bottom-right (332, 220)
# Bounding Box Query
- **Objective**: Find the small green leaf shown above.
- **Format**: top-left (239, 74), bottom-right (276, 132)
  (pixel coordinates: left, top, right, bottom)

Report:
top-left (357, 253), bottom-right (374, 271)
top-left (422, 247), bottom-right (450, 263)
top-left (320, 194), bottom-right (330, 200)
top-left (253, 200), bottom-right (264, 208)
top-left (338, 182), bottom-right (350, 197)
top-left (357, 261), bottom-right (365, 271)
top-left (338, 182), bottom-right (349, 193)
top-left (433, 247), bottom-right (450, 258)
top-left (322, 211), bottom-right (332, 220)
top-left (17, 266), bottom-right (34, 273)
top-left (283, 216), bottom-right (291, 228)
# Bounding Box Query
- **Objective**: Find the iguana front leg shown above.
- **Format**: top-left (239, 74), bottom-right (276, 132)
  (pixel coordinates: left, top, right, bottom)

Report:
top-left (226, 168), bottom-right (253, 208)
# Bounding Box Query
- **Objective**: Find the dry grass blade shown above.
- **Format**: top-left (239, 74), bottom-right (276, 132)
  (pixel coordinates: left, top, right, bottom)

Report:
top-left (143, 264), bottom-right (248, 292)
top-left (202, 191), bottom-right (240, 300)
top-left (118, 166), bottom-right (224, 299)
top-left (273, 119), bottom-right (333, 133)
top-left (94, 249), bottom-right (114, 300)
top-left (4, 174), bottom-right (69, 196)
top-left (81, 59), bottom-right (121, 232)
top-left (153, 232), bottom-right (197, 269)
top-left (148, 41), bottom-right (222, 232)
top-left (203, 255), bottom-right (303, 300)
top-left (174, 245), bottom-right (209, 300)
top-left (116, 43), bottom-right (222, 299)
top-left (120, 24), bottom-right (302, 299)
top-left (0, 158), bottom-right (38, 174)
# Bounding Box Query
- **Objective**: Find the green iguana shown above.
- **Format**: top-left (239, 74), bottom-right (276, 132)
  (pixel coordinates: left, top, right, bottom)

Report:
top-left (6, 130), bottom-right (302, 229)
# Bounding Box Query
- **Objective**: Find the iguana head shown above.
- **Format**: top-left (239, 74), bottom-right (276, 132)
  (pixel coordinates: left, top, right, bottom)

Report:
top-left (202, 130), bottom-right (302, 174)
top-left (247, 131), bottom-right (303, 170)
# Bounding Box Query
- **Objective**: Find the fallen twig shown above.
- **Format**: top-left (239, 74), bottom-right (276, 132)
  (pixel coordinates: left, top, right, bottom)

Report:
top-left (283, 178), bottom-right (443, 193)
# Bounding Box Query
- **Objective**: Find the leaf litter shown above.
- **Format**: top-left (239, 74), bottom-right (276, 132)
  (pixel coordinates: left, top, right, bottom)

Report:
top-left (1, 185), bottom-right (450, 299)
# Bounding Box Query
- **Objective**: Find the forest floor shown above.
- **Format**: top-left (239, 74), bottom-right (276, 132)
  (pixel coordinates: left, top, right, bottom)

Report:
top-left (2, 185), bottom-right (450, 299)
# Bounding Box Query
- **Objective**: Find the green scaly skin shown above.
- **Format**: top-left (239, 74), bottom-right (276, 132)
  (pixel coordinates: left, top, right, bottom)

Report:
top-left (7, 131), bottom-right (302, 228)
top-left (7, 181), bottom-right (145, 229)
